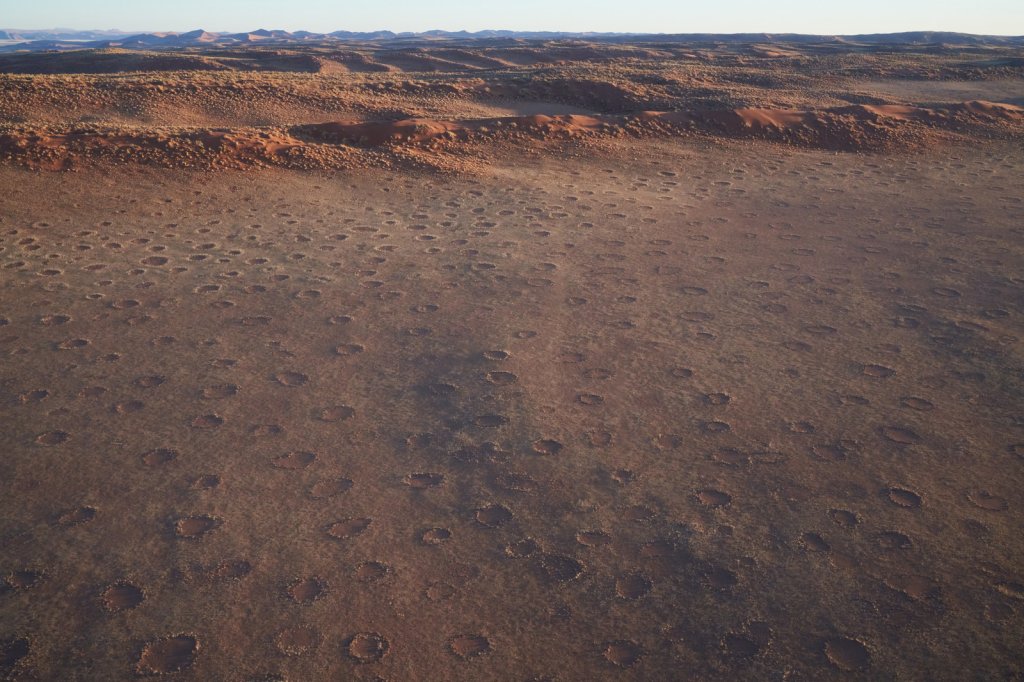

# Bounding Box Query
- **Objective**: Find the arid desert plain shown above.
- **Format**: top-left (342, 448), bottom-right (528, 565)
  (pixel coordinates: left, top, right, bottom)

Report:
top-left (1, 35), bottom-right (1024, 681)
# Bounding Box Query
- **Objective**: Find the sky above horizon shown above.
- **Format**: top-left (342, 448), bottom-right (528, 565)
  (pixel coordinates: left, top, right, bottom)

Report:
top-left (3, 0), bottom-right (1022, 36)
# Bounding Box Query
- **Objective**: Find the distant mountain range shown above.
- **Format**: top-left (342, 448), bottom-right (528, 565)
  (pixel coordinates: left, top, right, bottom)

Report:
top-left (1, 28), bottom-right (1022, 52)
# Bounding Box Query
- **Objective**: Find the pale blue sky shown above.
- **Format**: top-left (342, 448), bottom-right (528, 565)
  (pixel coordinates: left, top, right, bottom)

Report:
top-left (3, 0), bottom-right (1022, 35)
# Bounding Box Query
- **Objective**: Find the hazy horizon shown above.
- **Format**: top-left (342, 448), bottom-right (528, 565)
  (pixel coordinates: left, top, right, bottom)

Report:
top-left (2, 0), bottom-right (1022, 36)
top-left (4, 26), bottom-right (1024, 37)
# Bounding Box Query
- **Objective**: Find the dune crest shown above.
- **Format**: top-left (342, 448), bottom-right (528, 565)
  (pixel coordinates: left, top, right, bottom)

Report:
top-left (2, 101), bottom-right (1020, 171)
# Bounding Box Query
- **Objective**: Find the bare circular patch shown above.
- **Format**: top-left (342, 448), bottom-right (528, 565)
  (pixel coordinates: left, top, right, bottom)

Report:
top-left (449, 634), bottom-right (490, 659)
top-left (0, 637), bottom-right (30, 673)
top-left (200, 384), bottom-right (238, 399)
top-left (274, 371), bottom-right (309, 387)
top-left (474, 504), bottom-right (513, 528)
top-left (317, 405), bottom-right (355, 422)
top-left (174, 514), bottom-right (219, 539)
top-left (273, 451), bottom-right (316, 470)
top-left (286, 577), bottom-right (327, 604)
top-left (142, 448), bottom-right (177, 466)
top-left (354, 561), bottom-right (390, 583)
top-left (615, 573), bottom-right (652, 599)
top-left (697, 489), bottom-right (732, 508)
top-left (829, 509), bottom-right (859, 528)
top-left (576, 530), bottom-right (612, 547)
top-left (823, 637), bottom-right (870, 671)
top-left (57, 506), bottom-right (97, 527)
top-left (531, 439), bottom-right (564, 455)
top-left (327, 518), bottom-right (370, 539)
top-left (101, 581), bottom-right (144, 612)
top-left (861, 364), bottom-right (895, 378)
top-left (190, 414), bottom-right (224, 429)
top-left (604, 640), bottom-right (642, 668)
top-left (334, 343), bottom-right (365, 356)
top-left (534, 553), bottom-right (584, 583)
top-left (421, 527), bottom-right (452, 545)
top-left (35, 430), bottom-right (69, 446)
top-left (404, 472), bottom-right (444, 489)
top-left (347, 632), bottom-right (390, 663)
top-left (137, 635), bottom-right (199, 675)
top-left (886, 487), bottom-right (922, 508)
top-left (880, 426), bottom-right (920, 445)
top-left (967, 490), bottom-right (1008, 511)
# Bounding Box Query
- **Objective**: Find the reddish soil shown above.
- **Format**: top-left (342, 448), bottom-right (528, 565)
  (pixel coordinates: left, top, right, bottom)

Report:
top-left (1, 38), bottom-right (1023, 681)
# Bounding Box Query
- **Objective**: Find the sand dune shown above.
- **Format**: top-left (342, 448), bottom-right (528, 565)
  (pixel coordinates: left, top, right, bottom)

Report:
top-left (1, 100), bottom-right (1021, 171)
